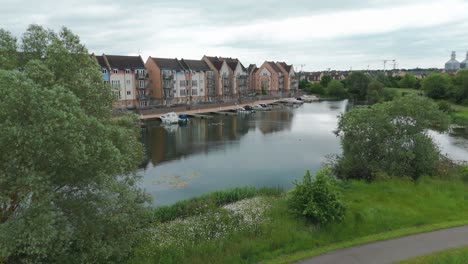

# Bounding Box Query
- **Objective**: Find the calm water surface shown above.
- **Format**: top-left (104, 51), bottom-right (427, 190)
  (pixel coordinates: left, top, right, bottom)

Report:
top-left (140, 100), bottom-right (468, 206)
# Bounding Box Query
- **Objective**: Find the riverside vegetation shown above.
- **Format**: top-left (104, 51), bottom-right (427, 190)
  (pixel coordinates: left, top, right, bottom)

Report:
top-left (129, 96), bottom-right (468, 264)
top-left (1, 25), bottom-right (468, 264)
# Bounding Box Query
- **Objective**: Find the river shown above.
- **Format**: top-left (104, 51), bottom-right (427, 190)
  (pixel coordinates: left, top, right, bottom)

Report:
top-left (140, 100), bottom-right (468, 206)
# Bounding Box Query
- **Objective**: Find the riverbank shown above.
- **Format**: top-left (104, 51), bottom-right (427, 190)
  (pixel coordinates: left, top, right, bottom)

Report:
top-left (129, 170), bottom-right (468, 264)
top-left (139, 99), bottom-right (281, 120)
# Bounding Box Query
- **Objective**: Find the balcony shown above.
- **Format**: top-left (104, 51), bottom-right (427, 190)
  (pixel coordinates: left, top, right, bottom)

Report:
top-left (163, 88), bottom-right (175, 99)
top-left (163, 74), bottom-right (174, 80)
top-left (136, 72), bottom-right (149, 79)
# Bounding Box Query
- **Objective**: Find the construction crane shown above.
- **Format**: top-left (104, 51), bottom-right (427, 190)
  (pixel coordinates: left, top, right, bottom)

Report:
top-left (382, 59), bottom-right (396, 73)
top-left (299, 64), bottom-right (306, 72)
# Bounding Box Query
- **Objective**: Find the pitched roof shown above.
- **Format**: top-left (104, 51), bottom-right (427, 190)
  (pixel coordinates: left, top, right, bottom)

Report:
top-left (104, 55), bottom-right (145, 68)
top-left (94, 55), bottom-right (108, 68)
top-left (248, 64), bottom-right (257, 73)
top-left (277, 62), bottom-right (292, 73)
top-left (204, 56), bottom-right (225, 71)
top-left (152, 57), bottom-right (184, 71)
top-left (267, 61), bottom-right (282, 73)
top-left (181, 59), bottom-right (211, 71)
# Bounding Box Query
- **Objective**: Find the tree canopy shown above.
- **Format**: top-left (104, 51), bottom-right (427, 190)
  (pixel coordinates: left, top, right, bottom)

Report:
top-left (0, 25), bottom-right (149, 263)
top-left (422, 73), bottom-right (452, 100)
top-left (345, 72), bottom-right (370, 100)
top-left (333, 96), bottom-right (450, 181)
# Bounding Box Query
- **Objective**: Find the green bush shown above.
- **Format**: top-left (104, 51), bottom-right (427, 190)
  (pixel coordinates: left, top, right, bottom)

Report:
top-left (438, 101), bottom-right (454, 113)
top-left (288, 169), bottom-right (346, 225)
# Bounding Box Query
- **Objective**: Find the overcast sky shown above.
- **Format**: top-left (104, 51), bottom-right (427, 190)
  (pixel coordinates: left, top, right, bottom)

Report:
top-left (2, 0), bottom-right (468, 71)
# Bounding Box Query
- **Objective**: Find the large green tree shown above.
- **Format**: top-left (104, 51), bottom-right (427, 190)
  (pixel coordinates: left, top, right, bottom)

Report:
top-left (451, 69), bottom-right (468, 103)
top-left (333, 96), bottom-right (450, 181)
top-left (0, 29), bottom-right (17, 70)
top-left (422, 73), bottom-right (452, 100)
top-left (345, 72), bottom-right (370, 100)
top-left (398, 73), bottom-right (417, 89)
top-left (326, 80), bottom-right (347, 99)
top-left (0, 25), bottom-right (149, 263)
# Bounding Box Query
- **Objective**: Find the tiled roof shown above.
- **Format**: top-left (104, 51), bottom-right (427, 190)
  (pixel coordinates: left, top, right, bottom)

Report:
top-left (94, 55), bottom-right (108, 68)
top-left (105, 55), bottom-right (145, 69)
top-left (152, 57), bottom-right (184, 71)
top-left (181, 59), bottom-right (211, 71)
top-left (278, 62), bottom-right (292, 73)
top-left (267, 61), bottom-right (282, 73)
top-left (248, 64), bottom-right (256, 72)
top-left (205, 56), bottom-right (224, 71)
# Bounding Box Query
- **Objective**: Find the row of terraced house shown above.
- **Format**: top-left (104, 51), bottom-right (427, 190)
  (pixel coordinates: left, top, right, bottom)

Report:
top-left (91, 54), bottom-right (298, 109)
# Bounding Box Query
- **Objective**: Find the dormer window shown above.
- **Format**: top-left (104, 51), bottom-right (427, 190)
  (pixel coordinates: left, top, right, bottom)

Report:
top-left (102, 69), bottom-right (107, 74)
top-left (113, 69), bottom-right (118, 74)
top-left (125, 69), bottom-right (131, 74)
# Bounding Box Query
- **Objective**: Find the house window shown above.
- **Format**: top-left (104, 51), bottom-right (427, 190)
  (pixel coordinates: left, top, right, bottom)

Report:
top-left (185, 80), bottom-right (190, 86)
top-left (102, 69), bottom-right (107, 74)
top-left (139, 80), bottom-right (145, 88)
top-left (127, 91), bottom-right (131, 95)
top-left (113, 69), bottom-right (118, 74)
top-left (192, 80), bottom-right (198, 87)
top-left (180, 80), bottom-right (185, 87)
top-left (180, 89), bottom-right (186, 96)
top-left (125, 69), bottom-right (131, 74)
top-left (192, 89), bottom-right (198, 95)
top-left (104, 80), bottom-right (109, 85)
top-left (111, 80), bottom-right (121, 88)
top-left (200, 89), bottom-right (203, 92)
top-left (126, 80), bottom-right (131, 85)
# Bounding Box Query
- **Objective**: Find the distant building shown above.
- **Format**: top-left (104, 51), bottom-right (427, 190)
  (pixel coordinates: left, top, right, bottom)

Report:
top-left (445, 51), bottom-right (460, 71)
top-left (202, 56), bottom-right (248, 101)
top-left (92, 54), bottom-right (148, 109)
top-left (145, 57), bottom-right (214, 105)
top-left (461, 52), bottom-right (468, 69)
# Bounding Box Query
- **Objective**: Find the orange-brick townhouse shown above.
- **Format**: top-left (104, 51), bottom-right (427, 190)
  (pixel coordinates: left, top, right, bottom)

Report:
top-left (255, 61), bottom-right (285, 95)
top-left (247, 64), bottom-right (258, 94)
top-left (202, 56), bottom-right (249, 101)
top-left (146, 57), bottom-right (214, 105)
top-left (277, 62), bottom-right (298, 94)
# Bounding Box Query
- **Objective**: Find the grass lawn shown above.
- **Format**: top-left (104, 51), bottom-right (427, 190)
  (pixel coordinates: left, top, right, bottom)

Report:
top-left (384, 87), bottom-right (424, 97)
top-left (129, 174), bottom-right (468, 264)
top-left (450, 103), bottom-right (468, 126)
top-left (399, 246), bottom-right (468, 264)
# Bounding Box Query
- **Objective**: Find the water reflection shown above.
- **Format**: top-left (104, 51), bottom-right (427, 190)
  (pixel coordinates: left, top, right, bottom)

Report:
top-left (140, 100), bottom-right (468, 206)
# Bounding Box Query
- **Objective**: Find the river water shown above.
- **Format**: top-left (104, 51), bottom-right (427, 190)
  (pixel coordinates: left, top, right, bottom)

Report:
top-left (140, 100), bottom-right (468, 206)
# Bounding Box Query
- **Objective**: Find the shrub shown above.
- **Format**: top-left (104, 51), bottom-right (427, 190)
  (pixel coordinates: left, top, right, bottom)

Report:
top-left (288, 169), bottom-right (346, 225)
top-left (438, 101), bottom-right (454, 113)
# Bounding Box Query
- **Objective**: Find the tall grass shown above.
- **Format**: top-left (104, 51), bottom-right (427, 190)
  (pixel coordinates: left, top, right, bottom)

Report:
top-left (131, 176), bottom-right (468, 264)
top-left (152, 186), bottom-right (282, 223)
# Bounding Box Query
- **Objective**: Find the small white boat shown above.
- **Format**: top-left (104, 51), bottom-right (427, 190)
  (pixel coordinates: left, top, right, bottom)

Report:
top-left (160, 112), bottom-right (189, 124)
top-left (253, 104), bottom-right (272, 111)
top-left (281, 98), bottom-right (304, 105)
top-left (301, 95), bottom-right (319, 103)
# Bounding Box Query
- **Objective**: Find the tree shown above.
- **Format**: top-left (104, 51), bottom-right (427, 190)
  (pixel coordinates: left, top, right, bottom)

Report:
top-left (374, 72), bottom-right (391, 87)
top-left (333, 96), bottom-right (450, 181)
top-left (299, 79), bottom-right (308, 90)
top-left (326, 80), bottom-right (347, 99)
top-left (320, 75), bottom-right (332, 88)
top-left (398, 73), bottom-right (417, 89)
top-left (422, 73), bottom-right (452, 100)
top-left (304, 83), bottom-right (324, 95)
top-left (0, 29), bottom-right (17, 70)
top-left (451, 69), bottom-right (468, 104)
top-left (0, 26), bottom-right (149, 263)
top-left (366, 80), bottom-right (384, 104)
top-left (345, 72), bottom-right (370, 100)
